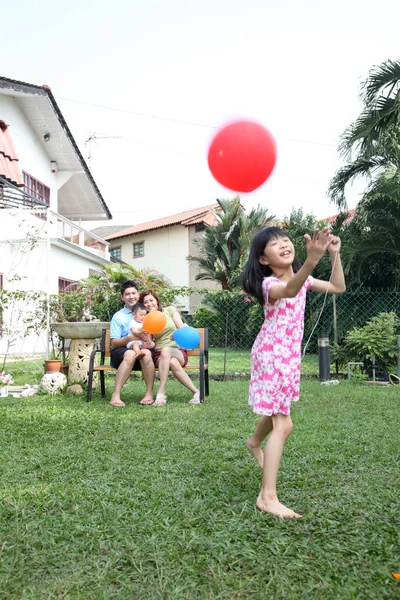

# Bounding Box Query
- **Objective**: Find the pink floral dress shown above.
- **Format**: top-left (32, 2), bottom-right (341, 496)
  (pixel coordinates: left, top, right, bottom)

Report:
top-left (248, 275), bottom-right (314, 416)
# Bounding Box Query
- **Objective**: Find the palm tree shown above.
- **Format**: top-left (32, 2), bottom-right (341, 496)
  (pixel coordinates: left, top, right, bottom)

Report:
top-left (340, 59), bottom-right (400, 159)
top-left (328, 58), bottom-right (400, 209)
top-left (327, 57), bottom-right (400, 287)
top-left (83, 263), bottom-right (170, 295)
top-left (340, 175), bottom-right (400, 285)
top-left (187, 198), bottom-right (274, 290)
top-left (329, 130), bottom-right (400, 209)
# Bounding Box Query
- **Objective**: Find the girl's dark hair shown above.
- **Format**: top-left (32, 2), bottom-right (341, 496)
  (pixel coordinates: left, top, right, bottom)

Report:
top-left (139, 289), bottom-right (162, 311)
top-left (242, 227), bottom-right (302, 306)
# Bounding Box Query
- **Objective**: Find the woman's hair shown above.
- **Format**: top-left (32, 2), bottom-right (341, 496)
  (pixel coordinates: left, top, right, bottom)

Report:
top-left (242, 227), bottom-right (302, 306)
top-left (139, 289), bottom-right (162, 311)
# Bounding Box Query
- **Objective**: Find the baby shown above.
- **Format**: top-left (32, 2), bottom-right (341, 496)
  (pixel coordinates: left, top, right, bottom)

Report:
top-left (126, 302), bottom-right (155, 358)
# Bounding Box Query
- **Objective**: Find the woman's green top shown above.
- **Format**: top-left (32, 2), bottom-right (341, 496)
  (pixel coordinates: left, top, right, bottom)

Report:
top-left (153, 306), bottom-right (179, 350)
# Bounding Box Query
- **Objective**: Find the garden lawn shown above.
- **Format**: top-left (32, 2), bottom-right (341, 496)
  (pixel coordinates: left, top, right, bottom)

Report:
top-left (189, 348), bottom-right (319, 377)
top-left (0, 378), bottom-right (399, 599)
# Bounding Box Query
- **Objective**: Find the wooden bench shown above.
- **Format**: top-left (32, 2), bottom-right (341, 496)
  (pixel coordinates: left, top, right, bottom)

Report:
top-left (87, 327), bottom-right (209, 403)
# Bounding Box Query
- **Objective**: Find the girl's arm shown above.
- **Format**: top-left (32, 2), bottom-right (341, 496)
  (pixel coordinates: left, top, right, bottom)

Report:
top-left (311, 237), bottom-right (346, 294)
top-left (269, 228), bottom-right (333, 300)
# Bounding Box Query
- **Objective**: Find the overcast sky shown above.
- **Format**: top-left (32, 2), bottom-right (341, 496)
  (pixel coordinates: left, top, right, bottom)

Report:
top-left (2, 0), bottom-right (400, 227)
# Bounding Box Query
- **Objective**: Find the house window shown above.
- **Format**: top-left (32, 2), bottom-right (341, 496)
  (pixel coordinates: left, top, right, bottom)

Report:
top-left (195, 223), bottom-right (205, 232)
top-left (133, 241), bottom-right (144, 258)
top-left (23, 171), bottom-right (50, 206)
top-left (110, 247), bottom-right (122, 260)
top-left (58, 277), bottom-right (79, 293)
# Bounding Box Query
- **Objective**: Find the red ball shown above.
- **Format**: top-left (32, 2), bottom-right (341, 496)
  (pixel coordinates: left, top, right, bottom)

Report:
top-left (208, 120), bottom-right (277, 193)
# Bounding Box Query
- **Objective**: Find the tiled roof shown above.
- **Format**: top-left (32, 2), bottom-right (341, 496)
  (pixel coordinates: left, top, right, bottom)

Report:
top-left (90, 225), bottom-right (129, 239)
top-left (323, 208), bottom-right (356, 225)
top-left (104, 203), bottom-right (220, 240)
top-left (0, 76), bottom-right (112, 219)
top-left (0, 120), bottom-right (23, 186)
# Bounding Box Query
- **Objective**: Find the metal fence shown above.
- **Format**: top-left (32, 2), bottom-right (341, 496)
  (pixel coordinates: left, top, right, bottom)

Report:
top-left (185, 289), bottom-right (400, 379)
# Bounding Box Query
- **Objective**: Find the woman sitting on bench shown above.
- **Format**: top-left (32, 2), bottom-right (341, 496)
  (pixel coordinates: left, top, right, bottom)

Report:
top-left (139, 289), bottom-right (201, 406)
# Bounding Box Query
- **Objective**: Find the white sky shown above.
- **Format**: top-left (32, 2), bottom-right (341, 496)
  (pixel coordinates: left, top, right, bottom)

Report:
top-left (2, 0), bottom-right (400, 227)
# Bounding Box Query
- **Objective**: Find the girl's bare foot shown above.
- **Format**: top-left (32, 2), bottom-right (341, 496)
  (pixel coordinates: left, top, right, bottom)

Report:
top-left (256, 494), bottom-right (302, 519)
top-left (246, 439), bottom-right (263, 468)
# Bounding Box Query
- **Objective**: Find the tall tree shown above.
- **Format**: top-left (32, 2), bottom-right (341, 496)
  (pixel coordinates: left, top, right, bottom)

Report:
top-left (187, 198), bottom-right (274, 290)
top-left (328, 57), bottom-right (400, 288)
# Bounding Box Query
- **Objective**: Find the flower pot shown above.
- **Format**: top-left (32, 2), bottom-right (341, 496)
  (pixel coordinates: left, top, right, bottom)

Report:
top-left (0, 386), bottom-right (9, 398)
top-left (44, 359), bottom-right (62, 374)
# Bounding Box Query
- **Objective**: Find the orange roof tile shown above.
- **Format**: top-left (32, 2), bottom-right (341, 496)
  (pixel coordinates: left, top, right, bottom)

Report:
top-left (104, 203), bottom-right (220, 240)
top-left (0, 121), bottom-right (24, 186)
top-left (323, 208), bottom-right (356, 225)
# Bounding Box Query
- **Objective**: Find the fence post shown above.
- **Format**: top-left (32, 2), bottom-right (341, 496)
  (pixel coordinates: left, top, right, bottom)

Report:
top-left (397, 335), bottom-right (400, 379)
top-left (318, 333), bottom-right (330, 381)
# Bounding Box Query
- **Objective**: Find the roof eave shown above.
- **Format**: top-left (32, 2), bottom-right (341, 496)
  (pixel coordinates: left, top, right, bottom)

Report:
top-left (0, 77), bottom-right (112, 221)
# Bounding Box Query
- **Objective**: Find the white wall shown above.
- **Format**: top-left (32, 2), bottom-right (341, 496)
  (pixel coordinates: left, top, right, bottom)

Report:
top-left (0, 211), bottom-right (106, 355)
top-left (115, 225), bottom-right (190, 287)
top-left (0, 95), bottom-right (59, 211)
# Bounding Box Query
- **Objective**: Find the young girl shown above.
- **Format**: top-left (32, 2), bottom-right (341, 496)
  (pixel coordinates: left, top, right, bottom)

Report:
top-left (242, 226), bottom-right (345, 518)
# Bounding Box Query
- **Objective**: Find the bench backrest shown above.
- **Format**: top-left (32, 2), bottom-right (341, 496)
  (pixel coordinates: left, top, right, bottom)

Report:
top-left (101, 327), bottom-right (208, 358)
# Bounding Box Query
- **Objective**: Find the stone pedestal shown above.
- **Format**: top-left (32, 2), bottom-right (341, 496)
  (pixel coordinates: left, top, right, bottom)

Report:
top-left (69, 339), bottom-right (99, 385)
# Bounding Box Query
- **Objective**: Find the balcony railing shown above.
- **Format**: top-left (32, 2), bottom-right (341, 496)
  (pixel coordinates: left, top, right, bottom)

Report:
top-left (0, 177), bottom-right (109, 259)
top-left (51, 211), bottom-right (109, 258)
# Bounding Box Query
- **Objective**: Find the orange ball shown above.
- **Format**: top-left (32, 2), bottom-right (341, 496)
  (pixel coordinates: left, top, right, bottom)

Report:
top-left (143, 310), bottom-right (167, 334)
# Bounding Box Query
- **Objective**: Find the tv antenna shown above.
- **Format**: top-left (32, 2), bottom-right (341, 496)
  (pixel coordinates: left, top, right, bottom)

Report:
top-left (85, 132), bottom-right (122, 169)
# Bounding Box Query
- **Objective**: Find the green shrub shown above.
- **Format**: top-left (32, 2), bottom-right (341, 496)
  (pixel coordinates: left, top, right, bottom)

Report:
top-left (343, 312), bottom-right (399, 372)
top-left (192, 307), bottom-right (225, 346)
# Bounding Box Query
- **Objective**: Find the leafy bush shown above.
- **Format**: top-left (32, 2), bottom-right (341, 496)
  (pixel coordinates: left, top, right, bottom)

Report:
top-left (343, 312), bottom-right (399, 372)
top-left (192, 307), bottom-right (226, 346)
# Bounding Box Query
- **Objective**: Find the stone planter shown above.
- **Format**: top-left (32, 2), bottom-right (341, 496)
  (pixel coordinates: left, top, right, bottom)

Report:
top-left (51, 322), bottom-right (110, 340)
top-left (51, 322), bottom-right (110, 384)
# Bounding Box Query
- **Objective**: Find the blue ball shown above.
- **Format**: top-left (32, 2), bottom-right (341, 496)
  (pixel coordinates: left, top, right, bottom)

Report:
top-left (173, 326), bottom-right (201, 350)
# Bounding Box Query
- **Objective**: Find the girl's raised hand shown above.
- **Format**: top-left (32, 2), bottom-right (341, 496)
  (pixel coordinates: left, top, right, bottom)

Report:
top-left (328, 235), bottom-right (341, 254)
top-left (304, 228), bottom-right (333, 263)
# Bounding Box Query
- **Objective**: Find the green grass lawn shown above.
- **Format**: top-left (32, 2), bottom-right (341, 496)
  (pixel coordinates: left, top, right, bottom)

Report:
top-left (1, 372), bottom-right (399, 598)
top-left (187, 348), bottom-right (319, 377)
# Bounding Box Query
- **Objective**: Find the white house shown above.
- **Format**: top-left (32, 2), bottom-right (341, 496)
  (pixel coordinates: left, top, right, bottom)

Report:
top-left (0, 76), bottom-right (113, 355)
top-left (103, 204), bottom-right (220, 312)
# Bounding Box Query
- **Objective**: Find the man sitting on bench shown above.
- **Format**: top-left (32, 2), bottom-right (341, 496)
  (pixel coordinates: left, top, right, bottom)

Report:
top-left (109, 280), bottom-right (155, 407)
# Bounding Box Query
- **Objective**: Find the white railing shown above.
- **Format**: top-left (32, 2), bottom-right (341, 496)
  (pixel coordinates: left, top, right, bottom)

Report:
top-left (50, 211), bottom-right (109, 259)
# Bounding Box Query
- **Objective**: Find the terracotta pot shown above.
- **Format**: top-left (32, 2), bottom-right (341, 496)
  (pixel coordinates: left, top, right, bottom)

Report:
top-left (44, 360), bottom-right (62, 374)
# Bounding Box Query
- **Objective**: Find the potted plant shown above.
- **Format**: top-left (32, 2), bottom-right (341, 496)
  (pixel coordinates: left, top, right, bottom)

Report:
top-left (49, 291), bottom-right (110, 340)
top-left (44, 359), bottom-right (62, 374)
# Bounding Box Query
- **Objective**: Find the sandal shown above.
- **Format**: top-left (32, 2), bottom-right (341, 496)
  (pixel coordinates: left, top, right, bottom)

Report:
top-left (153, 393), bottom-right (167, 406)
top-left (188, 391), bottom-right (201, 404)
